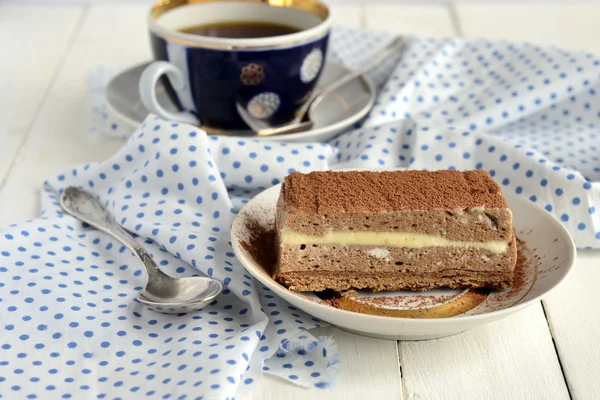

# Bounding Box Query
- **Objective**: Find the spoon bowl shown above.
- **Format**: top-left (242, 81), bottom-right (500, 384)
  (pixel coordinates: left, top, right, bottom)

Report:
top-left (139, 276), bottom-right (223, 313)
top-left (59, 187), bottom-right (223, 314)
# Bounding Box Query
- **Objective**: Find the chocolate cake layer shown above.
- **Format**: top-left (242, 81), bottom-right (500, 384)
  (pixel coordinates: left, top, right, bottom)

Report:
top-left (276, 239), bottom-right (517, 291)
top-left (278, 240), bottom-right (517, 274)
top-left (276, 271), bottom-right (512, 292)
top-left (277, 170), bottom-right (512, 241)
top-left (274, 170), bottom-right (517, 292)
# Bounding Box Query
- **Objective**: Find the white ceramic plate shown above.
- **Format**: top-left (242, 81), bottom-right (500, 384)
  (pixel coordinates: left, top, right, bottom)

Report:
top-left (231, 181), bottom-right (576, 340)
top-left (105, 62), bottom-right (375, 142)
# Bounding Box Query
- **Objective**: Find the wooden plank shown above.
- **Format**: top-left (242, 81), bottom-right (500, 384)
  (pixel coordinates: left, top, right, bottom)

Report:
top-left (244, 326), bottom-right (402, 400)
top-left (364, 4), bottom-right (457, 36)
top-left (455, 3), bottom-right (600, 53)
top-left (543, 253), bottom-right (600, 400)
top-left (329, 4), bottom-right (362, 29)
top-left (0, 4), bottom-right (150, 227)
top-left (400, 304), bottom-right (570, 400)
top-left (0, 5), bottom-right (83, 186)
top-left (366, 5), bottom-right (572, 399)
top-left (456, 4), bottom-right (600, 399)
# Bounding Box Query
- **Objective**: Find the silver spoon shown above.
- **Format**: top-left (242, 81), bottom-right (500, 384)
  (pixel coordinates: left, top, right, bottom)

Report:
top-left (237, 36), bottom-right (405, 136)
top-left (59, 187), bottom-right (222, 314)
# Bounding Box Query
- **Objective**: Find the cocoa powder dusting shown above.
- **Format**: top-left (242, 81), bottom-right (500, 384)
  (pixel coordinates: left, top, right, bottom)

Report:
top-left (468, 238), bottom-right (535, 309)
top-left (283, 170), bottom-right (508, 214)
top-left (512, 243), bottom-right (527, 291)
top-left (240, 217), bottom-right (277, 275)
top-left (320, 289), bottom-right (490, 318)
top-left (353, 293), bottom-right (458, 308)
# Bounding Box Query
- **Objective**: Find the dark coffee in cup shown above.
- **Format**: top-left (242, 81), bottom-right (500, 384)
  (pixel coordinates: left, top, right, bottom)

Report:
top-left (180, 21), bottom-right (300, 39)
top-left (141, 0), bottom-right (331, 132)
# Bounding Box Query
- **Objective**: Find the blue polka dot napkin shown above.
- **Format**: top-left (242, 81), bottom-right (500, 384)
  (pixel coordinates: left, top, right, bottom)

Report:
top-left (0, 117), bottom-right (342, 399)
top-left (334, 33), bottom-right (600, 248)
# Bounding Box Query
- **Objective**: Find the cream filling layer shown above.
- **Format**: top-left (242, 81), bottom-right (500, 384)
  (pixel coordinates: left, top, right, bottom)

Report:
top-left (281, 229), bottom-right (508, 254)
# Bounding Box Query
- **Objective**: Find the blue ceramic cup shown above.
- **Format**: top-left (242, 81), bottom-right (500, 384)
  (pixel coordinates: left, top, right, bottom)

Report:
top-left (140, 0), bottom-right (331, 133)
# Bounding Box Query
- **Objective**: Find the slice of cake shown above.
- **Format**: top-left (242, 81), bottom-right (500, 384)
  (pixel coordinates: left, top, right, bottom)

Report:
top-left (274, 170), bottom-right (517, 292)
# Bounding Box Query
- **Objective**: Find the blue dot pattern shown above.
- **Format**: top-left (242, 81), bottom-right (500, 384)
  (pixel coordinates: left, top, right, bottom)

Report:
top-left (329, 30), bottom-right (599, 248)
top-left (14, 26), bottom-right (600, 398)
top-left (0, 116), bottom-right (340, 399)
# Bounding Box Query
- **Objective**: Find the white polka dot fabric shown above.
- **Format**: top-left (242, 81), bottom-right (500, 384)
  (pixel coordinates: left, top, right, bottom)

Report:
top-left (4, 25), bottom-right (600, 400)
top-left (0, 118), bottom-right (341, 399)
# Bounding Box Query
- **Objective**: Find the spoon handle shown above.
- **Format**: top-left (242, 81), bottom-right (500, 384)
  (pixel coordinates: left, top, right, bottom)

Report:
top-left (303, 36), bottom-right (405, 120)
top-left (329, 37), bottom-right (404, 92)
top-left (59, 187), bottom-right (172, 285)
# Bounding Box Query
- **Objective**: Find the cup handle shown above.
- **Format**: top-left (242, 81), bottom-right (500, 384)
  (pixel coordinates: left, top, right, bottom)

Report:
top-left (139, 61), bottom-right (200, 125)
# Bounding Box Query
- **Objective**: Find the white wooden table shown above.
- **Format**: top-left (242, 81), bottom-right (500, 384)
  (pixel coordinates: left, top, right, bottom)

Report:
top-left (1, 3), bottom-right (599, 399)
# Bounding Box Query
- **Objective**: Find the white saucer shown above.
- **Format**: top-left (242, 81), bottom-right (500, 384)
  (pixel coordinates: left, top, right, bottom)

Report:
top-left (231, 178), bottom-right (576, 341)
top-left (105, 62), bottom-right (375, 142)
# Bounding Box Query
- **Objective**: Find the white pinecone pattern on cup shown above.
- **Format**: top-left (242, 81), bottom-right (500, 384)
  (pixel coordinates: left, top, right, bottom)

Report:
top-left (247, 92), bottom-right (281, 119)
top-left (300, 48), bottom-right (323, 83)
